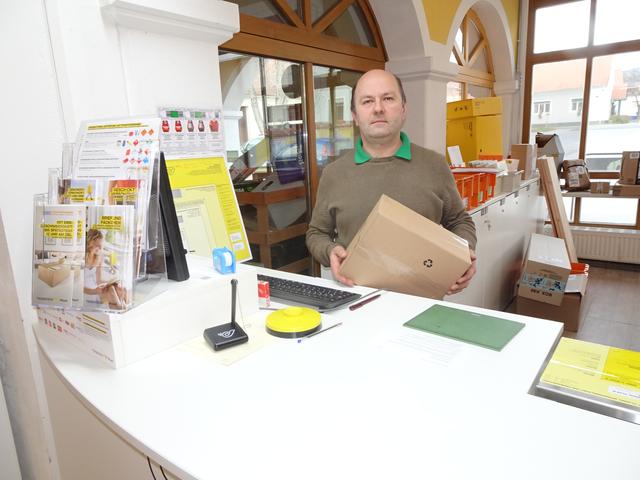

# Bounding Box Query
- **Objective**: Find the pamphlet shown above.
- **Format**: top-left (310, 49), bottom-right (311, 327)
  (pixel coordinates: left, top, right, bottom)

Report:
top-left (541, 337), bottom-right (640, 408)
top-left (32, 203), bottom-right (85, 308)
top-left (107, 179), bottom-right (146, 278)
top-left (84, 205), bottom-right (135, 311)
top-left (73, 117), bottom-right (160, 252)
top-left (159, 107), bottom-right (225, 158)
top-left (165, 157), bottom-right (251, 262)
top-left (58, 179), bottom-right (99, 204)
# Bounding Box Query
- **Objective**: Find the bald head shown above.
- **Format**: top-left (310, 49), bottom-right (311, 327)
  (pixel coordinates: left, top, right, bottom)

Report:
top-left (350, 69), bottom-right (406, 113)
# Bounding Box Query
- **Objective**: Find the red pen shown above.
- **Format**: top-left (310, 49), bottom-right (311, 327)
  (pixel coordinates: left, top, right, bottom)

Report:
top-left (349, 293), bottom-right (381, 311)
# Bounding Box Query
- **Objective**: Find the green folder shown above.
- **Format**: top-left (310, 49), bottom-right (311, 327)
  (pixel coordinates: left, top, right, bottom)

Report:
top-left (404, 304), bottom-right (525, 351)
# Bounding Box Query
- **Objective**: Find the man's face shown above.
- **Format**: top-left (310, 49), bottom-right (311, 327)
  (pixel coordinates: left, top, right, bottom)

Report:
top-left (352, 70), bottom-right (406, 144)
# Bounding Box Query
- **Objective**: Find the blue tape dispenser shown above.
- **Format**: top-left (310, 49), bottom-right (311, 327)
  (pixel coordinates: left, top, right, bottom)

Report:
top-left (212, 247), bottom-right (236, 274)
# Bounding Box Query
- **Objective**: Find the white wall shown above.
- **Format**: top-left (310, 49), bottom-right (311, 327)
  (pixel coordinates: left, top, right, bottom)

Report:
top-left (0, 0), bottom-right (238, 478)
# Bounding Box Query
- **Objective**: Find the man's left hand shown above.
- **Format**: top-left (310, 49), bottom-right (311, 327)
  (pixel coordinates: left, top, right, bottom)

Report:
top-left (446, 249), bottom-right (476, 295)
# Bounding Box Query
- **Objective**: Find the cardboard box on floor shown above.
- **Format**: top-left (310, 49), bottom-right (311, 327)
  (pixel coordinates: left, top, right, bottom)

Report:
top-left (516, 273), bottom-right (588, 332)
top-left (339, 194), bottom-right (472, 300)
top-left (518, 233), bottom-right (571, 306)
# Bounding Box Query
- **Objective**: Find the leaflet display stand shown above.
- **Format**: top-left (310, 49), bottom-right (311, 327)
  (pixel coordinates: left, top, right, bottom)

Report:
top-left (33, 151), bottom-right (173, 314)
top-left (32, 121), bottom-right (262, 369)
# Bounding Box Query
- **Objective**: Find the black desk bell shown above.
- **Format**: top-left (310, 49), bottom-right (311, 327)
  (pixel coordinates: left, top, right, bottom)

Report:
top-left (203, 278), bottom-right (249, 350)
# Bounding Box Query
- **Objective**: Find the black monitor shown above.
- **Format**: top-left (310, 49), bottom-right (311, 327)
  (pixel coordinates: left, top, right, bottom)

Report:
top-left (272, 127), bottom-right (306, 185)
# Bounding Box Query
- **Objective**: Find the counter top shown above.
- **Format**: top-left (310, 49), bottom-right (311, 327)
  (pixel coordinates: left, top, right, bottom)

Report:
top-left (36, 266), bottom-right (640, 480)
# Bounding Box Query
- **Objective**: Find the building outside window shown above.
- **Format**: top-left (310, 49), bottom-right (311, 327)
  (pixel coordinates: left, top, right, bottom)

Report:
top-left (533, 100), bottom-right (551, 117)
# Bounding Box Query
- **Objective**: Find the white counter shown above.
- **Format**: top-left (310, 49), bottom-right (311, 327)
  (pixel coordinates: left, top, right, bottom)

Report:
top-left (36, 267), bottom-right (640, 480)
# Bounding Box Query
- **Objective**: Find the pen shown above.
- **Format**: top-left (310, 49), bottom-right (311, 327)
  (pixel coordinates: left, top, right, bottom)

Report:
top-left (349, 293), bottom-right (381, 311)
top-left (297, 322), bottom-right (342, 342)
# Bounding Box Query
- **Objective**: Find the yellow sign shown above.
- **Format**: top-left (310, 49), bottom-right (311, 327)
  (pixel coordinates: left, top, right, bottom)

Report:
top-left (166, 157), bottom-right (251, 262)
top-left (42, 220), bottom-right (76, 239)
top-left (541, 337), bottom-right (640, 407)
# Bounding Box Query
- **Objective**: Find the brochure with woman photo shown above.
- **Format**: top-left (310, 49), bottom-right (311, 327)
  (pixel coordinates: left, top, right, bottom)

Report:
top-left (84, 205), bottom-right (135, 311)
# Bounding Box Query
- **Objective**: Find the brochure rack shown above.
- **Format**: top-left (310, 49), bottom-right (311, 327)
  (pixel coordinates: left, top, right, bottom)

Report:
top-left (32, 144), bottom-right (170, 314)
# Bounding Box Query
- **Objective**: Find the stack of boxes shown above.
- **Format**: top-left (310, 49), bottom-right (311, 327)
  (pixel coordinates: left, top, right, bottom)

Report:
top-left (515, 233), bottom-right (589, 332)
top-left (446, 96), bottom-right (503, 164)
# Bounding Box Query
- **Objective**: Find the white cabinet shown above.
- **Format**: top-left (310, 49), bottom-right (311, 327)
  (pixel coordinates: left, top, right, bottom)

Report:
top-left (40, 351), bottom-right (182, 480)
top-left (446, 179), bottom-right (547, 311)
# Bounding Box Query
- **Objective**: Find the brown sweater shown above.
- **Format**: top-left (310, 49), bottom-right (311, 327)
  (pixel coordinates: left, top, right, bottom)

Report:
top-left (306, 143), bottom-right (477, 266)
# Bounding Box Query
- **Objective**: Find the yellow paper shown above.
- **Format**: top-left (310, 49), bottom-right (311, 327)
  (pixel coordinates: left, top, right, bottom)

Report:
top-left (541, 337), bottom-right (640, 407)
top-left (173, 186), bottom-right (227, 256)
top-left (176, 313), bottom-right (275, 366)
top-left (166, 157), bottom-right (251, 262)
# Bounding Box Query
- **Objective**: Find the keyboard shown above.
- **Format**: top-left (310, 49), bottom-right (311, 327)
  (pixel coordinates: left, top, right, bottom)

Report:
top-left (257, 274), bottom-right (361, 310)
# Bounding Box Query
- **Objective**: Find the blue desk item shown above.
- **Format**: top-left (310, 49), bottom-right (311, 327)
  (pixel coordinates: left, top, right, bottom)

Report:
top-left (212, 247), bottom-right (236, 274)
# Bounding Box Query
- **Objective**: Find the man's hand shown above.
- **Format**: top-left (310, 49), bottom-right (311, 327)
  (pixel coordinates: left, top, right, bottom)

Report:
top-left (329, 245), bottom-right (354, 286)
top-left (447, 249), bottom-right (476, 295)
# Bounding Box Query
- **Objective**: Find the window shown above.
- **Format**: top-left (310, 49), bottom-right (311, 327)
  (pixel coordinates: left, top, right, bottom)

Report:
top-left (221, 0), bottom-right (386, 274)
top-left (571, 98), bottom-right (583, 115)
top-left (533, 100), bottom-right (551, 116)
top-left (525, 1), bottom-right (640, 230)
top-left (448, 10), bottom-right (495, 100)
top-left (524, 1), bottom-right (640, 174)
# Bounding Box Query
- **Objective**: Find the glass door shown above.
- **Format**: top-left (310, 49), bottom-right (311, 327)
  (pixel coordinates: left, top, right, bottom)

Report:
top-left (220, 51), bottom-right (311, 273)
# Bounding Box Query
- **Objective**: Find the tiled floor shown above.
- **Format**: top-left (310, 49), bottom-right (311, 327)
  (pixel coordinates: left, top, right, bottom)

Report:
top-left (563, 264), bottom-right (640, 351)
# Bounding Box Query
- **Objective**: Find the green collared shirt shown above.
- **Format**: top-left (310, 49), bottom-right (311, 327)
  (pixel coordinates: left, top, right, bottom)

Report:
top-left (354, 131), bottom-right (412, 164)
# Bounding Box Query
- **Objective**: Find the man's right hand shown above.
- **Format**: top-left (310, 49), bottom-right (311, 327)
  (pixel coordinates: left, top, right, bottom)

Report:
top-left (329, 245), bottom-right (354, 286)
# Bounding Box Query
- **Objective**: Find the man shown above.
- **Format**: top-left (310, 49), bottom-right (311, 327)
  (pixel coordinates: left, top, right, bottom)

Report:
top-left (305, 69), bottom-right (477, 296)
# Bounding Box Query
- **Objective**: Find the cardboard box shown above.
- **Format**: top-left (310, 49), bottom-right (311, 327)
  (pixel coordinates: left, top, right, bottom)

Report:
top-left (497, 171), bottom-right (522, 194)
top-left (536, 134), bottom-right (564, 174)
top-left (612, 181), bottom-right (640, 196)
top-left (37, 260), bottom-right (259, 368)
top-left (339, 194), bottom-right (471, 300)
top-left (562, 159), bottom-right (590, 191)
top-left (590, 181), bottom-right (610, 194)
top-left (620, 151), bottom-right (640, 185)
top-left (37, 263), bottom-right (71, 287)
top-left (516, 273), bottom-right (588, 332)
top-left (510, 143), bottom-right (537, 180)
top-left (446, 114), bottom-right (503, 163)
top-left (446, 96), bottom-right (502, 120)
top-left (518, 233), bottom-right (570, 306)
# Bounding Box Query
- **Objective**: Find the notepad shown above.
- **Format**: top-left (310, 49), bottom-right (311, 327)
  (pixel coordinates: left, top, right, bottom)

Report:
top-left (404, 304), bottom-right (525, 351)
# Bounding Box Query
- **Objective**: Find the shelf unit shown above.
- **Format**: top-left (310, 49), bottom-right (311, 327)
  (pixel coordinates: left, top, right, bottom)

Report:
top-left (236, 185), bottom-right (311, 273)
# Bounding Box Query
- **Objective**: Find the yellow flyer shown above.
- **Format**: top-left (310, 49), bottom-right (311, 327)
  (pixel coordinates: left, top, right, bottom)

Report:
top-left (541, 337), bottom-right (640, 408)
top-left (166, 157), bottom-right (251, 262)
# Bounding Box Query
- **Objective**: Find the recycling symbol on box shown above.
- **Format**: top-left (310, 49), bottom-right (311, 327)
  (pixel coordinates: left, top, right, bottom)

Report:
top-left (423, 259), bottom-right (433, 268)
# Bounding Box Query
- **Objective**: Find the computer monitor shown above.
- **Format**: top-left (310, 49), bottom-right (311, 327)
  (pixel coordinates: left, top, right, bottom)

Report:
top-left (272, 128), bottom-right (306, 184)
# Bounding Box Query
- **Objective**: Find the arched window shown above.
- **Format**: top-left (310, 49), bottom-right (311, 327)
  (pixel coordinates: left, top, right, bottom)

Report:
top-left (220, 1), bottom-right (386, 275)
top-left (447, 9), bottom-right (496, 101)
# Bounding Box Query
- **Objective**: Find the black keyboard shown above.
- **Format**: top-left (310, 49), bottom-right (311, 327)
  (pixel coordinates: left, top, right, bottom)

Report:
top-left (257, 274), bottom-right (361, 310)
